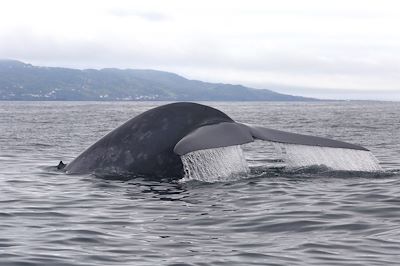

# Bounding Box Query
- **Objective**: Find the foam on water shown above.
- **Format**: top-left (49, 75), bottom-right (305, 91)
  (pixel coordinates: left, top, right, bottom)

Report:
top-left (276, 143), bottom-right (382, 172)
top-left (180, 145), bottom-right (249, 182)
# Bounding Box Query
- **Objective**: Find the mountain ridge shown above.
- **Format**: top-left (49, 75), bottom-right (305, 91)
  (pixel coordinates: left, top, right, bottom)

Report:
top-left (0, 59), bottom-right (316, 101)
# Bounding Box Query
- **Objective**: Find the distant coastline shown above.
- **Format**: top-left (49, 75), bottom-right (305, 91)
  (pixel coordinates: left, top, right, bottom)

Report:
top-left (0, 60), bottom-right (316, 101)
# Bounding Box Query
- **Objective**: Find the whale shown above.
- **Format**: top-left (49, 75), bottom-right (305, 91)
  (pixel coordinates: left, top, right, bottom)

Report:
top-left (64, 102), bottom-right (369, 178)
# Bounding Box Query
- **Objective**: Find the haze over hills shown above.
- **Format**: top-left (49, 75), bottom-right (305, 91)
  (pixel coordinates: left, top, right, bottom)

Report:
top-left (0, 60), bottom-right (315, 101)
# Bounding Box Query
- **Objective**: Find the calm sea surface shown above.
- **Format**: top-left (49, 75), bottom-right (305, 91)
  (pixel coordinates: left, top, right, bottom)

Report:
top-left (1, 101), bottom-right (400, 266)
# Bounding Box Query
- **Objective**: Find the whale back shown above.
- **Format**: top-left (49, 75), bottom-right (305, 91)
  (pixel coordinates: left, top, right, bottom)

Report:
top-left (65, 102), bottom-right (233, 177)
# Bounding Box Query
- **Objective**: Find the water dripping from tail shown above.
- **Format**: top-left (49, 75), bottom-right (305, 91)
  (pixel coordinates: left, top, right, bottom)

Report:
top-left (179, 142), bottom-right (382, 183)
top-left (180, 145), bottom-right (249, 182)
top-left (275, 143), bottom-right (382, 172)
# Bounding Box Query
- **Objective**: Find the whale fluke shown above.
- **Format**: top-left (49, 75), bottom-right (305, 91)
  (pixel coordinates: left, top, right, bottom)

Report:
top-left (245, 124), bottom-right (368, 151)
top-left (174, 122), bottom-right (368, 156)
top-left (64, 102), bottom-right (380, 178)
top-left (174, 122), bottom-right (253, 155)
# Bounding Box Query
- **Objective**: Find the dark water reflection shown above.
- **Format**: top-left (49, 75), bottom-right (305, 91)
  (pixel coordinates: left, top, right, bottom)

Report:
top-left (1, 101), bottom-right (400, 266)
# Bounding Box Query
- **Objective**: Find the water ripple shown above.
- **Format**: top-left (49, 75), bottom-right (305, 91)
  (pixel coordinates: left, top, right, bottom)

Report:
top-left (0, 101), bottom-right (400, 265)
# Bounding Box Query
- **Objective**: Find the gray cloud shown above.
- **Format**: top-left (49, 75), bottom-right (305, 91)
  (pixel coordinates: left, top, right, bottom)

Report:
top-left (1, 0), bottom-right (400, 100)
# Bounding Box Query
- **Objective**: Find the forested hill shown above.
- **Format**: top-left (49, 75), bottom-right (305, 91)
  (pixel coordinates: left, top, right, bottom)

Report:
top-left (0, 60), bottom-right (315, 101)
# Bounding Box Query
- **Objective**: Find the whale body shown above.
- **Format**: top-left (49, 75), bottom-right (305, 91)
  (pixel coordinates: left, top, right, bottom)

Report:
top-left (65, 102), bottom-right (368, 178)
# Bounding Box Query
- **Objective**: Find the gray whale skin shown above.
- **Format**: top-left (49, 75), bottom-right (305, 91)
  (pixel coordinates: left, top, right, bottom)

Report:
top-left (65, 102), bottom-right (367, 178)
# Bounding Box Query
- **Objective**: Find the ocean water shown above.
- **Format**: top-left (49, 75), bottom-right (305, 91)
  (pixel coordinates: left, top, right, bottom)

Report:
top-left (1, 101), bottom-right (400, 266)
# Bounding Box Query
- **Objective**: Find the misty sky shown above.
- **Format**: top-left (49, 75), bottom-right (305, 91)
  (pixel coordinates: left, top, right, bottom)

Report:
top-left (1, 0), bottom-right (400, 100)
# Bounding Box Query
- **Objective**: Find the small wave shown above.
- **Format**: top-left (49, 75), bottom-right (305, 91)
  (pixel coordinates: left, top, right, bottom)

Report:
top-left (32, 143), bottom-right (53, 147)
top-left (249, 165), bottom-right (396, 179)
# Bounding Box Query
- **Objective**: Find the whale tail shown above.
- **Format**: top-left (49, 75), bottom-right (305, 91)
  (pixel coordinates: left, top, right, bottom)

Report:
top-left (65, 102), bottom-right (381, 179)
top-left (174, 122), bottom-right (382, 172)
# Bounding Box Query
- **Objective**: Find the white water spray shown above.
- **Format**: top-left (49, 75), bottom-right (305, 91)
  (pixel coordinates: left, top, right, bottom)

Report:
top-left (180, 141), bottom-right (382, 183)
top-left (275, 143), bottom-right (382, 171)
top-left (180, 145), bottom-right (249, 182)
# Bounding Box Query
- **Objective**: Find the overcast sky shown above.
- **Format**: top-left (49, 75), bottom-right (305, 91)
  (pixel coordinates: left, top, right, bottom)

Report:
top-left (1, 0), bottom-right (400, 100)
